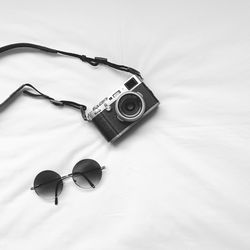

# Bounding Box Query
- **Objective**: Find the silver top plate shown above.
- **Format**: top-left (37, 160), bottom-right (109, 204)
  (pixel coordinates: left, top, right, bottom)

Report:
top-left (87, 76), bottom-right (142, 120)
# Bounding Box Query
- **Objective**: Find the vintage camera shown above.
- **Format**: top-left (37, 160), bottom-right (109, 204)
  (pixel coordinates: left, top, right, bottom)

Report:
top-left (87, 76), bottom-right (159, 142)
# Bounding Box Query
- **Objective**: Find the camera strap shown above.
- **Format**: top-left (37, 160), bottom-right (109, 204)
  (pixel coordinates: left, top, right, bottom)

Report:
top-left (0, 43), bottom-right (142, 120)
top-left (0, 43), bottom-right (142, 78)
top-left (0, 83), bottom-right (88, 120)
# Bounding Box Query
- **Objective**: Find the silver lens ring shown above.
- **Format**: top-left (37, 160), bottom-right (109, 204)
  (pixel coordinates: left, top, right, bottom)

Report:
top-left (115, 91), bottom-right (146, 122)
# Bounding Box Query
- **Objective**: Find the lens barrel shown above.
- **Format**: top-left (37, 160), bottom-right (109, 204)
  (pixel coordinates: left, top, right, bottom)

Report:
top-left (115, 92), bottom-right (145, 122)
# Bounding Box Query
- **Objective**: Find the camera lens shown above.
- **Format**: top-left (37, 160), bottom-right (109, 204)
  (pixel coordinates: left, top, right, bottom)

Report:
top-left (120, 95), bottom-right (139, 115)
top-left (116, 92), bottom-right (145, 122)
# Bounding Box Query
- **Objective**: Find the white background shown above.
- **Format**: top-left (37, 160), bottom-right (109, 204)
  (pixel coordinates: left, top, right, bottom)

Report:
top-left (0, 1), bottom-right (250, 249)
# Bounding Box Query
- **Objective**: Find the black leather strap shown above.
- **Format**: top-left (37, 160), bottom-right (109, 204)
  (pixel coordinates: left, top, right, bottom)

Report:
top-left (0, 42), bottom-right (142, 121)
top-left (0, 84), bottom-right (88, 120)
top-left (0, 43), bottom-right (142, 78)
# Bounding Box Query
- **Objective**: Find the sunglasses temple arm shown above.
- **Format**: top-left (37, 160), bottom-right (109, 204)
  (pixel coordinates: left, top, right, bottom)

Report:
top-left (74, 166), bottom-right (106, 188)
top-left (83, 173), bottom-right (96, 188)
top-left (30, 177), bottom-right (62, 190)
top-left (54, 180), bottom-right (62, 205)
top-left (71, 172), bottom-right (95, 188)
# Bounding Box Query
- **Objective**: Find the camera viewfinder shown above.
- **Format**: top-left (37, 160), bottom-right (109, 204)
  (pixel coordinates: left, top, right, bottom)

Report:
top-left (125, 78), bottom-right (138, 90)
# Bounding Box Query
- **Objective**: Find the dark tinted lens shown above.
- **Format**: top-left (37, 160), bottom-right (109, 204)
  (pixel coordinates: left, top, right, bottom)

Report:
top-left (118, 93), bottom-right (143, 117)
top-left (72, 159), bottom-right (102, 189)
top-left (33, 170), bottom-right (63, 199)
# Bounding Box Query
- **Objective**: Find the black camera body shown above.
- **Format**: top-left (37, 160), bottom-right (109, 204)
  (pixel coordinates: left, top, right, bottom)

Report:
top-left (87, 76), bottom-right (159, 142)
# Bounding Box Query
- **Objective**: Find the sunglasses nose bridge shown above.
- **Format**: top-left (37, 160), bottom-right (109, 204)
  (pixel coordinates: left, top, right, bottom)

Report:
top-left (61, 173), bottom-right (73, 180)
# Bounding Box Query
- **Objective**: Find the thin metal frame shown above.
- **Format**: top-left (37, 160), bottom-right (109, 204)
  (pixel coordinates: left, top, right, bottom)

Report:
top-left (31, 166), bottom-right (105, 205)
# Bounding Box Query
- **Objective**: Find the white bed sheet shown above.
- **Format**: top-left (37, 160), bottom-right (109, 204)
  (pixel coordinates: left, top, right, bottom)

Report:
top-left (0, 1), bottom-right (250, 249)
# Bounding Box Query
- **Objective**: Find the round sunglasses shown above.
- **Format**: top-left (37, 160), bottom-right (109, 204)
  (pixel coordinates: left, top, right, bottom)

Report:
top-left (31, 159), bottom-right (105, 205)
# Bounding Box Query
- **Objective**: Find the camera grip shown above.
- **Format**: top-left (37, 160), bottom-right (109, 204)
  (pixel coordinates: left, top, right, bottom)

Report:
top-left (92, 113), bottom-right (118, 142)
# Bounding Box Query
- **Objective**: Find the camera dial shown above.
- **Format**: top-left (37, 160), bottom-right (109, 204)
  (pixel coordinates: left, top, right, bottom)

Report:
top-left (115, 92), bottom-right (145, 122)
